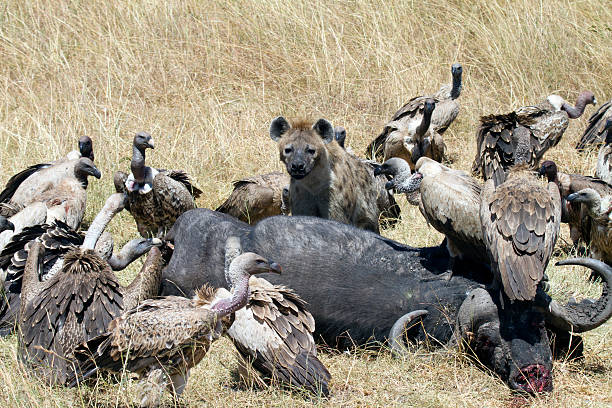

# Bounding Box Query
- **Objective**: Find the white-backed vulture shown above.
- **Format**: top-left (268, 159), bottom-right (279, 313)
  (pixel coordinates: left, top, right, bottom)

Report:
top-left (114, 132), bottom-right (202, 237)
top-left (69, 252), bottom-right (281, 407)
top-left (595, 117), bottom-right (612, 184)
top-left (566, 189), bottom-right (611, 265)
top-left (538, 160), bottom-right (612, 246)
top-left (0, 203), bottom-right (48, 258)
top-left (0, 158), bottom-right (101, 225)
top-left (215, 172), bottom-right (291, 224)
top-left (222, 237), bottom-right (330, 395)
top-left (480, 127), bottom-right (562, 302)
top-left (17, 194), bottom-right (165, 385)
top-left (377, 157), bottom-right (487, 268)
top-left (576, 99), bottom-right (612, 150)
top-left (472, 91), bottom-right (597, 185)
top-left (0, 136), bottom-right (94, 209)
top-left (366, 63), bottom-right (462, 165)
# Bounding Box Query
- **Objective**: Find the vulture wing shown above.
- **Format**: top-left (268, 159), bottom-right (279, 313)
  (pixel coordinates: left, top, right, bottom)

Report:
top-left (420, 168), bottom-right (485, 262)
top-left (152, 172), bottom-right (197, 226)
top-left (0, 163), bottom-right (51, 203)
top-left (576, 100), bottom-right (612, 150)
top-left (227, 277), bottom-right (330, 395)
top-left (20, 251), bottom-right (124, 385)
top-left (71, 296), bottom-right (218, 383)
top-left (481, 177), bottom-right (561, 301)
top-left (160, 170), bottom-right (202, 199)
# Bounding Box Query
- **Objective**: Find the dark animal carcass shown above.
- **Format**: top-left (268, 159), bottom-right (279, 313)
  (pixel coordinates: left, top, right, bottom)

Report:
top-left (161, 209), bottom-right (612, 393)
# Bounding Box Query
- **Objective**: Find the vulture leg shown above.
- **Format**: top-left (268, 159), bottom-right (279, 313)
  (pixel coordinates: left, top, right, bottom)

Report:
top-left (138, 368), bottom-right (168, 408)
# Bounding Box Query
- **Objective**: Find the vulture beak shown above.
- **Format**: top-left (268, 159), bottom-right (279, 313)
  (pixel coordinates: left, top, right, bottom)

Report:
top-left (566, 193), bottom-right (578, 202)
top-left (149, 238), bottom-right (163, 246)
top-left (147, 138), bottom-right (155, 149)
top-left (373, 165), bottom-right (384, 176)
top-left (268, 262), bottom-right (282, 275)
top-left (385, 180), bottom-right (394, 190)
top-left (92, 167), bottom-right (102, 179)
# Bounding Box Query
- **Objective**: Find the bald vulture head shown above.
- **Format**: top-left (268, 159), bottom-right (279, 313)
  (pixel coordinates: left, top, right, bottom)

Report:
top-left (0, 216), bottom-right (14, 233)
top-left (566, 188), bottom-right (602, 206)
top-left (74, 158), bottom-right (102, 186)
top-left (538, 160), bottom-right (558, 183)
top-left (226, 252), bottom-right (282, 287)
top-left (450, 63), bottom-right (463, 99)
top-left (78, 136), bottom-right (94, 162)
top-left (374, 157), bottom-right (413, 191)
top-left (133, 131), bottom-right (155, 152)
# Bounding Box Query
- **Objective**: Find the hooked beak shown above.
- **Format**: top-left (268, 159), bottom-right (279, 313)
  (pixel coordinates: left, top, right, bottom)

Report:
top-left (566, 193), bottom-right (579, 202)
top-left (92, 167), bottom-right (102, 179)
top-left (373, 165), bottom-right (384, 176)
top-left (146, 138), bottom-right (155, 149)
top-left (149, 238), bottom-right (163, 246)
top-left (268, 262), bottom-right (282, 274)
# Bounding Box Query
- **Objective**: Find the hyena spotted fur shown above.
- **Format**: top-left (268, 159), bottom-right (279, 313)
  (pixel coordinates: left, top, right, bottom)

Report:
top-left (270, 116), bottom-right (382, 233)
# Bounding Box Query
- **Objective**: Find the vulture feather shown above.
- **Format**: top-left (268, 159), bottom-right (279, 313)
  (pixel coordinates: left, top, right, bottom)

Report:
top-left (472, 92), bottom-right (596, 185)
top-left (595, 118), bottom-right (612, 184)
top-left (576, 99), bottom-right (612, 150)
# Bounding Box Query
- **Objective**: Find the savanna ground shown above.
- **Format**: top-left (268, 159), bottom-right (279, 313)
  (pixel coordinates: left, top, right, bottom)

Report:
top-left (0, 0), bottom-right (610, 406)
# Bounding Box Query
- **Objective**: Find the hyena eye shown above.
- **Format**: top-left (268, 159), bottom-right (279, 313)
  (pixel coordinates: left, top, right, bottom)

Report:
top-left (306, 147), bottom-right (316, 155)
top-left (284, 147), bottom-right (293, 155)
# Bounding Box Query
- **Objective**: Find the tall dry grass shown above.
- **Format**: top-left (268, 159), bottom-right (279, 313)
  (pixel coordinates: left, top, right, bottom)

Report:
top-left (0, 0), bottom-right (610, 406)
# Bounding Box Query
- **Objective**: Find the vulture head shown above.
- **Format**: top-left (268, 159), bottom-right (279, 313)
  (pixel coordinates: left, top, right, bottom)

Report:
top-left (423, 98), bottom-right (436, 116)
top-left (450, 63), bottom-right (463, 99)
top-left (133, 131), bottom-right (155, 151)
top-left (538, 160), bottom-right (558, 183)
top-left (74, 158), bottom-right (102, 186)
top-left (334, 126), bottom-right (347, 148)
top-left (374, 158), bottom-right (412, 190)
top-left (0, 216), bottom-right (15, 233)
top-left (552, 91), bottom-right (597, 119)
top-left (566, 188), bottom-right (601, 206)
top-left (78, 136), bottom-right (94, 162)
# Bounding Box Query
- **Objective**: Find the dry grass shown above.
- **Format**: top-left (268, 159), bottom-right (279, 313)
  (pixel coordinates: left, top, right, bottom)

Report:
top-left (0, 0), bottom-right (611, 406)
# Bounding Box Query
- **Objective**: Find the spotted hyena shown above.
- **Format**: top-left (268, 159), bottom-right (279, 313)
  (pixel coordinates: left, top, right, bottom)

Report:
top-left (269, 117), bottom-right (381, 233)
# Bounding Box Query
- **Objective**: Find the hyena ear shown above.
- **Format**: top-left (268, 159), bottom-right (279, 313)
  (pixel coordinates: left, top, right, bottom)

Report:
top-left (270, 116), bottom-right (291, 142)
top-left (312, 119), bottom-right (334, 144)
top-left (334, 126), bottom-right (346, 148)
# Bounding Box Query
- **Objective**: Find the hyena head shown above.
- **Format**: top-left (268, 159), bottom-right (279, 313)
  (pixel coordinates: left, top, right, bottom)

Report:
top-left (269, 117), bottom-right (335, 180)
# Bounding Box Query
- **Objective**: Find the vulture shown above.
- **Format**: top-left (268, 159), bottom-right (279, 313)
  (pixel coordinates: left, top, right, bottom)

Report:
top-left (69, 252), bottom-right (282, 408)
top-left (566, 189), bottom-right (611, 265)
top-left (0, 203), bottom-right (48, 257)
top-left (366, 63), bottom-right (462, 165)
top-left (480, 127), bottom-right (562, 302)
top-left (17, 193), bottom-right (165, 385)
top-left (596, 117), bottom-right (612, 184)
top-left (538, 160), bottom-right (612, 246)
top-left (222, 236), bottom-right (331, 395)
top-left (367, 99), bottom-right (445, 170)
top-left (114, 132), bottom-right (202, 237)
top-left (472, 91), bottom-right (597, 185)
top-left (0, 219), bottom-right (162, 336)
top-left (215, 172), bottom-right (291, 224)
top-left (0, 136), bottom-right (94, 209)
top-left (0, 158), bottom-right (101, 226)
top-left (576, 98), bottom-right (612, 150)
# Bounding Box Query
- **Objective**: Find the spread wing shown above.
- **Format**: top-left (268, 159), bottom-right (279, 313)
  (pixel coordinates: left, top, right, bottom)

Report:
top-left (20, 254), bottom-right (123, 384)
top-left (481, 178), bottom-right (561, 301)
top-left (0, 163), bottom-right (51, 203)
top-left (576, 100), bottom-right (612, 150)
top-left (227, 277), bottom-right (330, 395)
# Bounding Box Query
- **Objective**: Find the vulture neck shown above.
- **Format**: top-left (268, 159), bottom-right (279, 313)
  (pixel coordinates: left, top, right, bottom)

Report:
top-left (83, 193), bottom-right (126, 250)
top-left (562, 94), bottom-right (590, 119)
top-left (416, 109), bottom-right (433, 140)
top-left (450, 74), bottom-right (462, 100)
top-left (212, 267), bottom-right (250, 317)
top-left (107, 239), bottom-right (148, 270)
top-left (74, 168), bottom-right (89, 189)
top-left (131, 145), bottom-right (147, 186)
